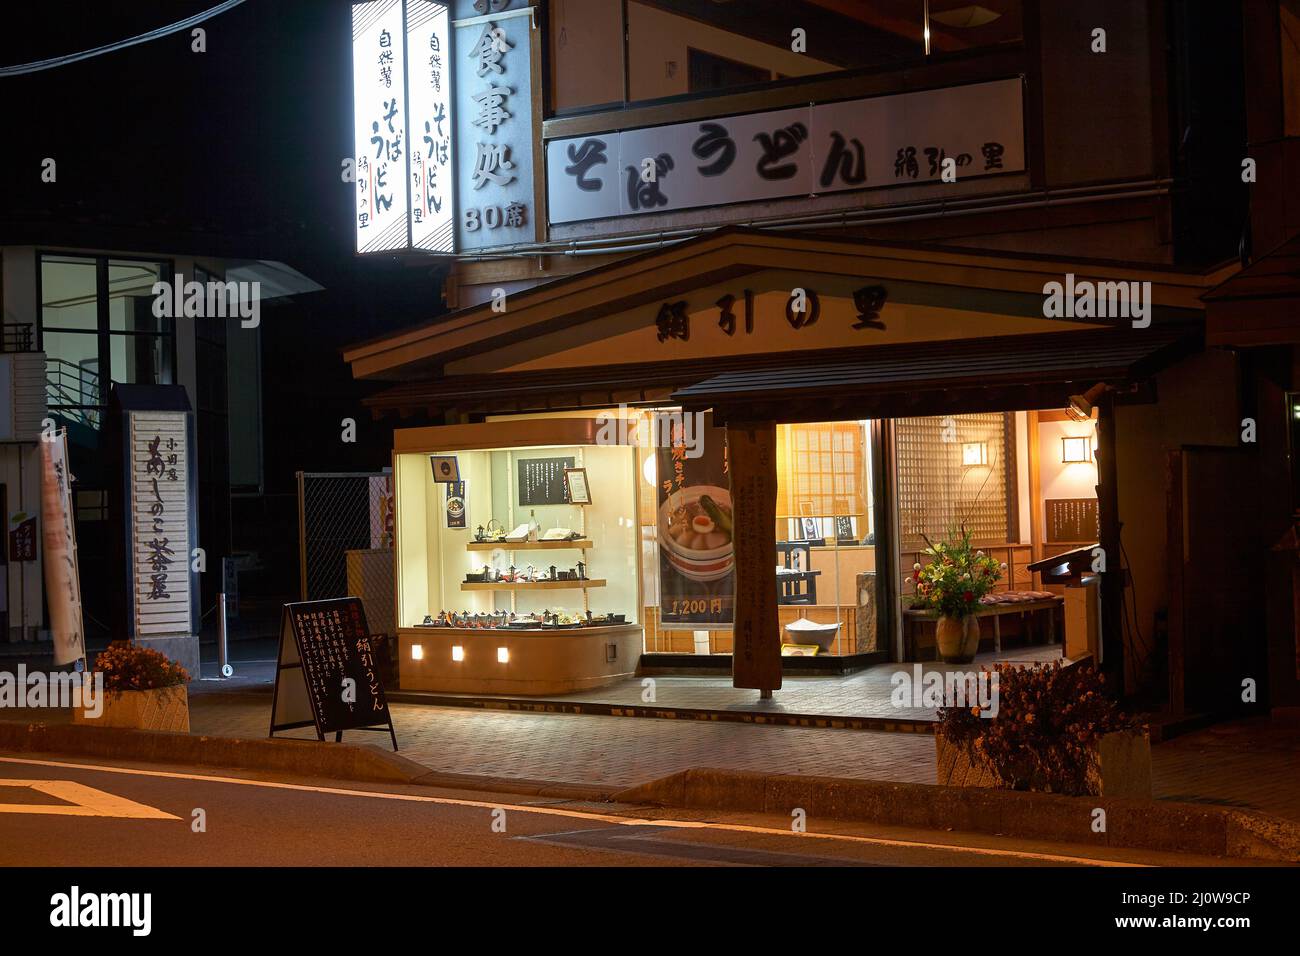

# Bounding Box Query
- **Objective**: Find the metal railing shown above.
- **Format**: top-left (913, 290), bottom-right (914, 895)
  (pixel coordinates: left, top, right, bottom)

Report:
top-left (2, 323), bottom-right (35, 352)
top-left (46, 357), bottom-right (102, 429)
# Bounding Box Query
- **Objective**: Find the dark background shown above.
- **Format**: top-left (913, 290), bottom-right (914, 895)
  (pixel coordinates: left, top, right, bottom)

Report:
top-left (0, 0), bottom-right (446, 614)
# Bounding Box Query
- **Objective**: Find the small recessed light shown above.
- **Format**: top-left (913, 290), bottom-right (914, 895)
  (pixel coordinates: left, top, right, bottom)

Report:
top-left (411, 644), bottom-right (424, 661)
top-left (451, 646), bottom-right (464, 662)
top-left (497, 647), bottom-right (509, 663)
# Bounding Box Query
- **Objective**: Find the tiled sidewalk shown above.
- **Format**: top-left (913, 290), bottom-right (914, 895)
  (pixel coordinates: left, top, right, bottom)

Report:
top-left (182, 696), bottom-right (1300, 822)
top-left (388, 644), bottom-right (1066, 721)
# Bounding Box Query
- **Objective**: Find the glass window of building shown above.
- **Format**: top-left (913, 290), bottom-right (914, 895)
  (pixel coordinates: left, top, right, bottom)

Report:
top-left (39, 253), bottom-right (173, 434)
top-left (551, 0), bottom-right (1023, 112)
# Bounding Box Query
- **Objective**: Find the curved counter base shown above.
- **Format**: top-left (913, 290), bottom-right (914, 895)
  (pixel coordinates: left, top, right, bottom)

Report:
top-left (397, 624), bottom-right (642, 695)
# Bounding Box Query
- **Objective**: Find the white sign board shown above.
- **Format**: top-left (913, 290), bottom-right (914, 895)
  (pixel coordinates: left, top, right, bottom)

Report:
top-left (547, 77), bottom-right (1026, 224)
top-left (406, 0), bottom-right (455, 252)
top-left (129, 412), bottom-right (192, 639)
top-left (454, 3), bottom-right (536, 250)
top-left (352, 0), bottom-right (411, 253)
top-left (40, 431), bottom-right (85, 666)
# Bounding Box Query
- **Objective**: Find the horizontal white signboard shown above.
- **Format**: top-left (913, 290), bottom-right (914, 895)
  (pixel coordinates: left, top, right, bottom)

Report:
top-left (547, 78), bottom-right (1025, 224)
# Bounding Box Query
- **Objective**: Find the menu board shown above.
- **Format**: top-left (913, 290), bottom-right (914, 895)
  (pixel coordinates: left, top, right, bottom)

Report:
top-left (270, 598), bottom-right (397, 749)
top-left (1046, 498), bottom-right (1100, 543)
top-left (518, 456), bottom-right (575, 506)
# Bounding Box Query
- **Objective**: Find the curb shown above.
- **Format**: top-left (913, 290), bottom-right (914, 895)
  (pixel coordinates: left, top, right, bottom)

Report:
top-left (0, 720), bottom-right (615, 801)
top-left (613, 768), bottom-right (1300, 863)
top-left (382, 691), bottom-right (936, 734)
top-left (0, 720), bottom-right (427, 786)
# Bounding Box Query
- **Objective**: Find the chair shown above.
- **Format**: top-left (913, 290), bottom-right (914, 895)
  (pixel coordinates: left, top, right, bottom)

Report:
top-left (776, 539), bottom-right (822, 605)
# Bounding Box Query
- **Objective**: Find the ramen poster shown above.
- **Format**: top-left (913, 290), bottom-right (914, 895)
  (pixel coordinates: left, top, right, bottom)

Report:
top-left (655, 410), bottom-right (733, 628)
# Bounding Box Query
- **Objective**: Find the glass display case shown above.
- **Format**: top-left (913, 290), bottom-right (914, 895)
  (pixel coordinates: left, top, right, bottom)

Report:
top-left (392, 419), bottom-right (642, 693)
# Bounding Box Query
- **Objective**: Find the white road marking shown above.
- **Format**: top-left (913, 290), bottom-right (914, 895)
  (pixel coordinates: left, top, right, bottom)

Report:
top-left (0, 755), bottom-right (1143, 866)
top-left (0, 779), bottom-right (180, 820)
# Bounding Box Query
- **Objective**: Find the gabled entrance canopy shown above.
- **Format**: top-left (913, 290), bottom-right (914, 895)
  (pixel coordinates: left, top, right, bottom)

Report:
top-left (343, 227), bottom-right (1233, 418)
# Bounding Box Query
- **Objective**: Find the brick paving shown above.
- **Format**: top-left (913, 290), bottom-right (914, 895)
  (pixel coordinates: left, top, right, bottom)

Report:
top-left (181, 696), bottom-right (1300, 822)
top-left (398, 644), bottom-right (1066, 721)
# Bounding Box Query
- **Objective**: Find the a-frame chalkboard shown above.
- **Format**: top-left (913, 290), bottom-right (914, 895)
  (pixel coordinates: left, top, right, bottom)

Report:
top-left (269, 598), bottom-right (398, 751)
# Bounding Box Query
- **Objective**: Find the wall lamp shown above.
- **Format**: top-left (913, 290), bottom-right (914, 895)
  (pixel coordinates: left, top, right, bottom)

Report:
top-left (1061, 436), bottom-right (1093, 463)
top-left (961, 441), bottom-right (988, 466)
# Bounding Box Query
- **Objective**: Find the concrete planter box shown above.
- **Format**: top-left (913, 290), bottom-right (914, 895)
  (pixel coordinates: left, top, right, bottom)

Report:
top-left (936, 728), bottom-right (1152, 797)
top-left (74, 685), bottom-right (190, 733)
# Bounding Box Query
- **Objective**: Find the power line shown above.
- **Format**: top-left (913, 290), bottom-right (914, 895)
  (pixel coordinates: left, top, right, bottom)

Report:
top-left (0, 0), bottom-right (249, 77)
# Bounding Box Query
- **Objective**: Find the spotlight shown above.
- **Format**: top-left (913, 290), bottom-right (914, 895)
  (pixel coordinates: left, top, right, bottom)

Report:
top-left (1067, 383), bottom-right (1109, 422)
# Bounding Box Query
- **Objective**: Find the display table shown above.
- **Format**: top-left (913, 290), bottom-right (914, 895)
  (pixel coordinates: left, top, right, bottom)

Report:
top-left (397, 623), bottom-right (642, 695)
top-left (903, 593), bottom-right (1062, 659)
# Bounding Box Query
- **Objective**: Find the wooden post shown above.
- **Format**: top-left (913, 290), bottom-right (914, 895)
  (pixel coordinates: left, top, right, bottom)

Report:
top-left (728, 419), bottom-right (782, 694)
top-left (1095, 396), bottom-right (1125, 692)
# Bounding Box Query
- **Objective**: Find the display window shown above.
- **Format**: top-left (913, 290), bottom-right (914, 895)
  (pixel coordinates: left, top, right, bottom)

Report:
top-left (393, 420), bottom-right (642, 694)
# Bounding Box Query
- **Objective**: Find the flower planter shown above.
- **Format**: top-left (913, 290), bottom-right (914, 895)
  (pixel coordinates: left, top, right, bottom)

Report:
top-left (1085, 729), bottom-right (1153, 798)
top-left (935, 728), bottom-right (1152, 797)
top-left (934, 731), bottom-right (1000, 788)
top-left (935, 614), bottom-right (980, 664)
top-left (73, 685), bottom-right (190, 733)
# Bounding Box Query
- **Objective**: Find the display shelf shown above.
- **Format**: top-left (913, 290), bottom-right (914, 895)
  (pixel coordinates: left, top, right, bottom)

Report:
top-left (460, 579), bottom-right (606, 591)
top-left (465, 538), bottom-right (593, 551)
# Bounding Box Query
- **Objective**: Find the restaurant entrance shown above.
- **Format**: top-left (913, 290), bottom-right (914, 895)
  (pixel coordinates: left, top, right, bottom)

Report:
top-left (346, 229), bottom-right (1232, 709)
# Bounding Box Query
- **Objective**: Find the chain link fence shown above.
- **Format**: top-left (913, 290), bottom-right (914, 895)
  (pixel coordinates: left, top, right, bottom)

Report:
top-left (296, 471), bottom-right (394, 641)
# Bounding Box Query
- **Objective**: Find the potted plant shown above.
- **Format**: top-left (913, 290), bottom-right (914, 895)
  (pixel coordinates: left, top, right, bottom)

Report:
top-left (908, 527), bottom-right (1002, 663)
top-left (74, 641), bottom-right (191, 732)
top-left (936, 661), bottom-right (1151, 797)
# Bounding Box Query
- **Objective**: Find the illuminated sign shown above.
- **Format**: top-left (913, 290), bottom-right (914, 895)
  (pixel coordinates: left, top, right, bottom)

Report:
top-left (406, 0), bottom-right (455, 252)
top-left (352, 0), bottom-right (457, 254)
top-left (352, 0), bottom-right (411, 253)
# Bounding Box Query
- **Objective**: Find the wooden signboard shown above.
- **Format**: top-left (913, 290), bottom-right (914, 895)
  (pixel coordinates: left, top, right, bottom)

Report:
top-left (1046, 497), bottom-right (1100, 543)
top-left (727, 420), bottom-right (782, 694)
top-left (270, 598), bottom-right (397, 750)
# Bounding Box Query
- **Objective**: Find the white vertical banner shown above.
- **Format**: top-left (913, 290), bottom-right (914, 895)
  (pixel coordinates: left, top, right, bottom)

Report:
top-left (352, 0), bottom-right (411, 253)
top-left (406, 0), bottom-right (455, 252)
top-left (40, 431), bottom-right (85, 666)
top-left (129, 412), bottom-right (192, 639)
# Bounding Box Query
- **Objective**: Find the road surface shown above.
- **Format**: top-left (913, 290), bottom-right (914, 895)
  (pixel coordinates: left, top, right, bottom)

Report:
top-left (0, 753), bottom-right (1256, 868)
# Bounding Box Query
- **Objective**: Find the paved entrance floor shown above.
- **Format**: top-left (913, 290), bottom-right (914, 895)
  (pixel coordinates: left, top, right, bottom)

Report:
top-left (392, 645), bottom-right (1066, 722)
top-left (175, 695), bottom-right (1300, 824)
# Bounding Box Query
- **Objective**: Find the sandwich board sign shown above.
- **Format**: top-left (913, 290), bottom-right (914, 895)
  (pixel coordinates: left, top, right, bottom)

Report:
top-left (270, 597), bottom-right (397, 750)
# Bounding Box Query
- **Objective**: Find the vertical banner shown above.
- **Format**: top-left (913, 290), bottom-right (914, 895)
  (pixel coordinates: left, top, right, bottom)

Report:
top-left (727, 420), bottom-right (781, 693)
top-left (454, 2), bottom-right (537, 251)
top-left (40, 431), bottom-right (85, 666)
top-left (406, 0), bottom-right (455, 252)
top-left (445, 480), bottom-right (466, 528)
top-left (655, 410), bottom-right (733, 629)
top-left (128, 411), bottom-right (193, 642)
top-left (352, 0), bottom-right (410, 253)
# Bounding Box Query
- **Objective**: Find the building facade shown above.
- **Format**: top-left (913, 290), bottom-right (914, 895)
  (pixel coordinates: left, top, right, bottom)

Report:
top-left (343, 0), bottom-right (1294, 715)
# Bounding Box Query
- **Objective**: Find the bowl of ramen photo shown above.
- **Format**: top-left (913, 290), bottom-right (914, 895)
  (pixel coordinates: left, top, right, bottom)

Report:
top-left (659, 485), bottom-right (735, 582)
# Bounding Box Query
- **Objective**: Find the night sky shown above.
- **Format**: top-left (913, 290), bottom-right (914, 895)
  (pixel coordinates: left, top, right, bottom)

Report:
top-left (0, 0), bottom-right (444, 323)
top-left (2, 2), bottom-right (446, 596)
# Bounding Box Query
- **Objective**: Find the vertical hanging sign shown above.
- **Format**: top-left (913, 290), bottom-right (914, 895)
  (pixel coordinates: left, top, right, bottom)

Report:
top-left (352, 0), bottom-right (412, 253)
top-left (128, 411), bottom-right (193, 641)
top-left (40, 431), bottom-right (85, 666)
top-left (406, 0), bottom-right (455, 252)
top-left (454, 1), bottom-right (536, 251)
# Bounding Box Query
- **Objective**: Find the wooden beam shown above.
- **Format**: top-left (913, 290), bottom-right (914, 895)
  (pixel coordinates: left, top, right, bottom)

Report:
top-left (727, 419), bottom-right (782, 694)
